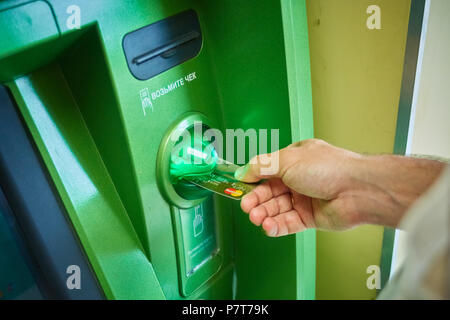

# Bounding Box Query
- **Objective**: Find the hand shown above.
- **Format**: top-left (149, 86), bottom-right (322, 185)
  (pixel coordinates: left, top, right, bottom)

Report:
top-left (235, 139), bottom-right (445, 237)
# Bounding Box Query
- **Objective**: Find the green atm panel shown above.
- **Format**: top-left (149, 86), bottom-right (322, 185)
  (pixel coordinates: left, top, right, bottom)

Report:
top-left (0, 0), bottom-right (315, 300)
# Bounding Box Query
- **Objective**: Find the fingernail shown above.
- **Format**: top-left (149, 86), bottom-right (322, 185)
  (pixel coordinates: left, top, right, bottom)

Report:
top-left (234, 165), bottom-right (247, 180)
top-left (262, 228), bottom-right (276, 237)
top-left (269, 229), bottom-right (276, 237)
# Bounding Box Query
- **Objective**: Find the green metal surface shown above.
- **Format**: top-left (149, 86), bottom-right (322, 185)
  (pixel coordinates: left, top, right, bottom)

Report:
top-left (8, 66), bottom-right (165, 300)
top-left (197, 0), bottom-right (316, 299)
top-left (281, 0), bottom-right (316, 300)
top-left (0, 1), bottom-right (59, 59)
top-left (1, 0), bottom-right (315, 299)
top-left (0, 1), bottom-right (60, 82)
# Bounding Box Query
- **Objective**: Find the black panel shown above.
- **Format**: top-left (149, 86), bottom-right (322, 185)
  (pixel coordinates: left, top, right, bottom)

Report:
top-left (123, 9), bottom-right (202, 80)
top-left (0, 187), bottom-right (43, 299)
top-left (0, 85), bottom-right (104, 299)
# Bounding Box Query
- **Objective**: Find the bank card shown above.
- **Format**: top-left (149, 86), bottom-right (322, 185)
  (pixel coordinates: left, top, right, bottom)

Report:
top-left (184, 159), bottom-right (258, 200)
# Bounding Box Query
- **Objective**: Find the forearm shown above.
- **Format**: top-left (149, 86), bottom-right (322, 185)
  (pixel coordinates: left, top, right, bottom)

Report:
top-left (238, 139), bottom-right (447, 233)
top-left (352, 154), bottom-right (446, 228)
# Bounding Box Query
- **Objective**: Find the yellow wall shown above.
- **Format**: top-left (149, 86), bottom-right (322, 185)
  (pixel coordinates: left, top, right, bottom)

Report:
top-left (305, 0), bottom-right (411, 299)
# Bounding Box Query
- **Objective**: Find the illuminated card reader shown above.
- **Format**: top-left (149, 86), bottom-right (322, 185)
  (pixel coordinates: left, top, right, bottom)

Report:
top-left (157, 113), bottom-right (222, 295)
top-left (170, 140), bottom-right (218, 181)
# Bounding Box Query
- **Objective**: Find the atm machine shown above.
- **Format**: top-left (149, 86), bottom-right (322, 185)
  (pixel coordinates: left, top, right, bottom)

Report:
top-left (0, 0), bottom-right (315, 299)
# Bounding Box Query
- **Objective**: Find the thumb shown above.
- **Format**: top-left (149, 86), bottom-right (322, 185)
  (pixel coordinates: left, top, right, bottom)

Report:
top-left (234, 152), bottom-right (282, 183)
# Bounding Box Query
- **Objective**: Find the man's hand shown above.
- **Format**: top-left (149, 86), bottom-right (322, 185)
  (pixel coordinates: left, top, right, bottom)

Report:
top-left (235, 139), bottom-right (445, 236)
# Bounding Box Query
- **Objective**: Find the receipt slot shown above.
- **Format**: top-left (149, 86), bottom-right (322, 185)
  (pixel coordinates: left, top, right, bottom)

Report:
top-left (0, 0), bottom-right (315, 299)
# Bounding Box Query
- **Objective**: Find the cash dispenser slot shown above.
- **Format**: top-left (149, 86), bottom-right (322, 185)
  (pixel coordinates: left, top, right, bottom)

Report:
top-left (123, 9), bottom-right (202, 80)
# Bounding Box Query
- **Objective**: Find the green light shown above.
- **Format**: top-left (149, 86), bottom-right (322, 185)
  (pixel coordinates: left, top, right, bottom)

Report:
top-left (170, 137), bottom-right (218, 181)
